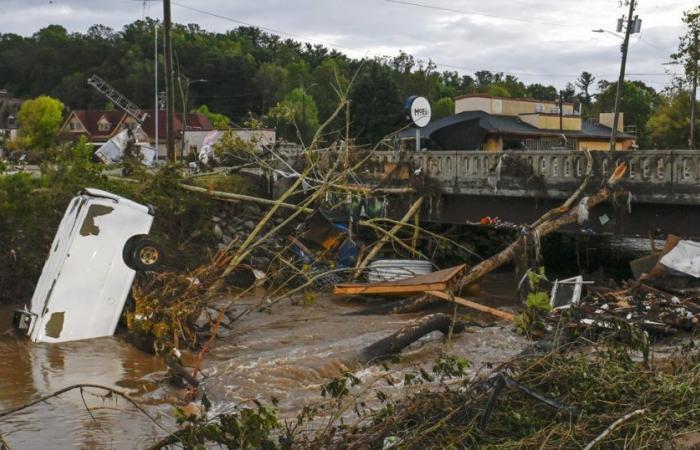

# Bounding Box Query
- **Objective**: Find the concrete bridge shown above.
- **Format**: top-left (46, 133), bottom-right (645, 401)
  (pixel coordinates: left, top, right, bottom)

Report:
top-left (372, 149), bottom-right (700, 238)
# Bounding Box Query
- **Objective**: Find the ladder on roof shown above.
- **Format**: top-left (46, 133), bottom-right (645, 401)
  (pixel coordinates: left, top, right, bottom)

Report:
top-left (87, 75), bottom-right (148, 124)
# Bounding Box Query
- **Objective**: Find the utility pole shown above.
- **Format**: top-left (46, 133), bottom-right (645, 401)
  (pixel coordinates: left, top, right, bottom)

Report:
top-left (163, 0), bottom-right (176, 162)
top-left (300, 76), bottom-right (305, 142)
top-left (690, 29), bottom-right (698, 149)
top-left (154, 23), bottom-right (159, 161)
top-left (610, 0), bottom-right (638, 151)
top-left (559, 90), bottom-right (564, 131)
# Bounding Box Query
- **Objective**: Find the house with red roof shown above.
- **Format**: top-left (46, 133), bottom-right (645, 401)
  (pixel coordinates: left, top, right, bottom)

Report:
top-left (59, 109), bottom-right (214, 157)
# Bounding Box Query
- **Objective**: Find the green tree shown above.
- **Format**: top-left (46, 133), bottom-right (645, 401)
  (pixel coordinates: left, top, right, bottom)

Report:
top-left (670, 6), bottom-right (700, 148)
top-left (268, 88), bottom-right (319, 144)
top-left (525, 83), bottom-right (558, 101)
top-left (349, 61), bottom-right (403, 145)
top-left (17, 95), bottom-right (64, 150)
top-left (647, 89), bottom-right (699, 149)
top-left (195, 104), bottom-right (231, 129)
top-left (594, 81), bottom-right (659, 147)
top-left (311, 58), bottom-right (349, 122)
top-left (671, 6), bottom-right (700, 85)
top-left (576, 71), bottom-right (596, 117)
top-left (254, 63), bottom-right (288, 112)
top-left (432, 97), bottom-right (455, 119)
top-left (487, 85), bottom-right (510, 97)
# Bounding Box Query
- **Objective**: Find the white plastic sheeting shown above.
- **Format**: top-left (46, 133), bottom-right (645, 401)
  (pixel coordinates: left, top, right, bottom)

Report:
top-left (660, 240), bottom-right (700, 278)
top-left (95, 129), bottom-right (156, 166)
top-left (198, 130), bottom-right (221, 164)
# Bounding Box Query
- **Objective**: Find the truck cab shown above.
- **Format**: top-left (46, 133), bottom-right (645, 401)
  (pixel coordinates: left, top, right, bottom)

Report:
top-left (13, 188), bottom-right (161, 343)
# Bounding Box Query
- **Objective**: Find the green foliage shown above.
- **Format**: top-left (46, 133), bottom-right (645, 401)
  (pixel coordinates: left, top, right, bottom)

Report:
top-left (525, 83), bottom-right (558, 101)
top-left (514, 267), bottom-right (551, 338)
top-left (350, 61), bottom-right (404, 144)
top-left (432, 354), bottom-right (470, 380)
top-left (268, 87), bottom-right (320, 144)
top-left (576, 71), bottom-right (596, 118)
top-left (671, 6), bottom-right (700, 84)
top-left (594, 80), bottom-right (659, 148)
top-left (647, 90), bottom-right (699, 149)
top-left (195, 104), bottom-right (231, 129)
top-left (16, 95), bottom-right (64, 151)
top-left (212, 130), bottom-right (258, 165)
top-left (175, 400), bottom-right (281, 449)
top-left (321, 371), bottom-right (361, 401)
top-left (487, 84), bottom-right (510, 98)
top-left (432, 97), bottom-right (455, 120)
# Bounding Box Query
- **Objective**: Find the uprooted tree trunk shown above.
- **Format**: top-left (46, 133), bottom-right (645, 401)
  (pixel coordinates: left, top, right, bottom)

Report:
top-left (458, 155), bottom-right (626, 290)
top-left (354, 313), bottom-right (464, 364)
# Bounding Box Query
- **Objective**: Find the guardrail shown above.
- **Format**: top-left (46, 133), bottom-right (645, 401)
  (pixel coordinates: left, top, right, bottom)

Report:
top-left (371, 150), bottom-right (700, 204)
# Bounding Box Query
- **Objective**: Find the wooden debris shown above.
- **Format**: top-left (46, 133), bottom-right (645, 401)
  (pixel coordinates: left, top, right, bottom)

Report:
top-left (335, 264), bottom-right (514, 321)
top-left (426, 290), bottom-right (515, 321)
top-left (335, 265), bottom-right (465, 296)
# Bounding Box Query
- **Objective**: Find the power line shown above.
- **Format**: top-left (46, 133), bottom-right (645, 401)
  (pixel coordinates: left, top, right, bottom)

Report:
top-left (171, 2), bottom-right (354, 52)
top-left (383, 0), bottom-right (563, 27)
top-left (167, 1), bottom-right (672, 81)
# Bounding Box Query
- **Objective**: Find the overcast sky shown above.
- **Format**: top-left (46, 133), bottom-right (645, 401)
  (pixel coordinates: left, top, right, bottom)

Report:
top-left (1, 0), bottom-right (694, 92)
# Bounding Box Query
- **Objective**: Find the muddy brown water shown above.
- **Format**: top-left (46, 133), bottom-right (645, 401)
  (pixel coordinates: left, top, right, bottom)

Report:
top-left (0, 274), bottom-right (526, 449)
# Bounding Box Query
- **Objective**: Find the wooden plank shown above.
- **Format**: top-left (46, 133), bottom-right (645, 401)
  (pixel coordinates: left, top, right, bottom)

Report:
top-left (334, 265), bottom-right (465, 296)
top-left (335, 282), bottom-right (451, 296)
top-left (426, 290), bottom-right (515, 321)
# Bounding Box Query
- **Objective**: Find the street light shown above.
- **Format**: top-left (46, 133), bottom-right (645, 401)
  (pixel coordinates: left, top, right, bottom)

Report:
top-left (592, 29), bottom-right (623, 40)
top-left (593, 1), bottom-right (641, 151)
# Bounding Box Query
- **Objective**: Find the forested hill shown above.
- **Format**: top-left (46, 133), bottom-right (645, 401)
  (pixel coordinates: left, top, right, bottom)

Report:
top-left (0, 19), bottom-right (686, 147)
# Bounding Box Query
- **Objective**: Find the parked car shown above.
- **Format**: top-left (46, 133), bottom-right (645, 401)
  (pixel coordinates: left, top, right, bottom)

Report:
top-left (13, 188), bottom-right (163, 343)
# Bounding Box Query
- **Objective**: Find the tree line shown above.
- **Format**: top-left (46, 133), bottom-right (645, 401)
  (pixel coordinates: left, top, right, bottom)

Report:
top-left (0, 12), bottom-right (697, 149)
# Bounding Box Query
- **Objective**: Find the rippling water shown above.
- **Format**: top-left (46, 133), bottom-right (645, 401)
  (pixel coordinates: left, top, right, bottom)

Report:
top-left (0, 273), bottom-right (526, 448)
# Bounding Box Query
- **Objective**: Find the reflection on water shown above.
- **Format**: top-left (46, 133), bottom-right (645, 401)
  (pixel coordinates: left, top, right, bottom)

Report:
top-left (0, 273), bottom-right (526, 448)
top-left (0, 303), bottom-right (172, 449)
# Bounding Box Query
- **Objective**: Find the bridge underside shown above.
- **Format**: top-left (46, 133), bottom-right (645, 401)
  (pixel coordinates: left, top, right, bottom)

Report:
top-left (429, 194), bottom-right (700, 239)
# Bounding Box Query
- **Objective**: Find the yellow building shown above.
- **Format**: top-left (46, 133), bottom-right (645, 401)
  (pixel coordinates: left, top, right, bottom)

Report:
top-left (400, 94), bottom-right (635, 151)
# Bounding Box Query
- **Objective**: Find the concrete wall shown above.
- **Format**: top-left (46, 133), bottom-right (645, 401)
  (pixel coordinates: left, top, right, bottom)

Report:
top-left (519, 113), bottom-right (582, 131)
top-left (599, 113), bottom-right (624, 132)
top-left (455, 95), bottom-right (575, 116)
top-left (455, 97), bottom-right (491, 114)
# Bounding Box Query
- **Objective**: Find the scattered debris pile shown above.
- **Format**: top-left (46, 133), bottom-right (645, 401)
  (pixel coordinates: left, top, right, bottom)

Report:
top-left (551, 281), bottom-right (700, 336)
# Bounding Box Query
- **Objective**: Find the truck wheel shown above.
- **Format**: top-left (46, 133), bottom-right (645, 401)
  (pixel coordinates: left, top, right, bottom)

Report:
top-left (127, 239), bottom-right (164, 272)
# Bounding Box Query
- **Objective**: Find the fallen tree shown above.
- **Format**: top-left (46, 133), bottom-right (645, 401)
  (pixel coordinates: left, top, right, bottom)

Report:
top-left (457, 153), bottom-right (625, 290)
top-left (354, 313), bottom-right (464, 365)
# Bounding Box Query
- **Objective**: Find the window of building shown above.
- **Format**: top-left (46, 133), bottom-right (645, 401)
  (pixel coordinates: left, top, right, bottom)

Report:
top-left (97, 117), bottom-right (111, 132)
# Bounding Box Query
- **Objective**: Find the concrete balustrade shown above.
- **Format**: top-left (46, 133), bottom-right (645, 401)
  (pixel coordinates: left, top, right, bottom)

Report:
top-left (373, 150), bottom-right (700, 205)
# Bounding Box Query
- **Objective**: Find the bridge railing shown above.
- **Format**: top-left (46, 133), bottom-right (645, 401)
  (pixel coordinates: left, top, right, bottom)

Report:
top-left (371, 149), bottom-right (700, 202)
top-left (373, 150), bottom-right (700, 183)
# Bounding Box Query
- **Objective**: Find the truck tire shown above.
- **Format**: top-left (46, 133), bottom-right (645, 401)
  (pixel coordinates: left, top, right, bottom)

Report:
top-left (126, 239), bottom-right (164, 272)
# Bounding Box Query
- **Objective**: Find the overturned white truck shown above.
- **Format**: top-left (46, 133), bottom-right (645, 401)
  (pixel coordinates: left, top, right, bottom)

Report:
top-left (13, 188), bottom-right (162, 343)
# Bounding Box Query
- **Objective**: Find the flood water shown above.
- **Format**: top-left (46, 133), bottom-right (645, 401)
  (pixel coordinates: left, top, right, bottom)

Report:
top-left (0, 273), bottom-right (527, 449)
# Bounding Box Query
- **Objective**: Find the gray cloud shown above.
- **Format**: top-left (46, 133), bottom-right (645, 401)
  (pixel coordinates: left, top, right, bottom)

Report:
top-left (0, 0), bottom-right (692, 91)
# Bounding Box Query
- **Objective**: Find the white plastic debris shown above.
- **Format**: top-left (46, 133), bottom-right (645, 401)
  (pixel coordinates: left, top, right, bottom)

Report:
top-left (577, 196), bottom-right (590, 225)
top-left (660, 240), bottom-right (700, 278)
